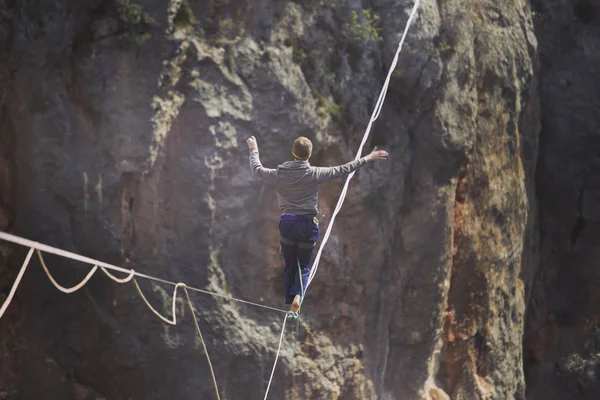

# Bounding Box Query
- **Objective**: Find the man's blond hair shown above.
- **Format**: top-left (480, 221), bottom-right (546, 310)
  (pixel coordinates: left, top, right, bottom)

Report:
top-left (292, 137), bottom-right (313, 160)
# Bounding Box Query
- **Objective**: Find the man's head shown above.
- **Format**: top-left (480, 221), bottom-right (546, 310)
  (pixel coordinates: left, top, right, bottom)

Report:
top-left (292, 137), bottom-right (313, 160)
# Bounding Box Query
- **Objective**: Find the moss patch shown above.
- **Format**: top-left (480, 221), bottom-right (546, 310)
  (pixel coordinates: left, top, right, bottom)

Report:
top-left (116, 0), bottom-right (155, 46)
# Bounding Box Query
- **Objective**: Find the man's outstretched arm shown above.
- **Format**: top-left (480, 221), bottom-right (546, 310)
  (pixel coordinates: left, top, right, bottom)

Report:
top-left (247, 136), bottom-right (278, 185)
top-left (315, 147), bottom-right (389, 183)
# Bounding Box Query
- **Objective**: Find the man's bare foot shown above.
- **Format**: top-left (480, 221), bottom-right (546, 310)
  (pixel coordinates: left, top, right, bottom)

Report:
top-left (291, 295), bottom-right (301, 313)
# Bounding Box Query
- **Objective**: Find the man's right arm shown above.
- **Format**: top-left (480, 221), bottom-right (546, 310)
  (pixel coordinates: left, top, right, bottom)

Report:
top-left (249, 148), bottom-right (278, 185)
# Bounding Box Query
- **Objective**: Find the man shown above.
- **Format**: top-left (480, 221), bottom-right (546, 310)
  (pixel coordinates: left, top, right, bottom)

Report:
top-left (247, 136), bottom-right (388, 316)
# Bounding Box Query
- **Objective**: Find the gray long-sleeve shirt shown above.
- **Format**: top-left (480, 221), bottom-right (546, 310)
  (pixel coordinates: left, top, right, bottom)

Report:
top-left (249, 148), bottom-right (367, 215)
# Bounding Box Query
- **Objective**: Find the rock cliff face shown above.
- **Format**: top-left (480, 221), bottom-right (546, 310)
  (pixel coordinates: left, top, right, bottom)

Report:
top-left (525, 0), bottom-right (600, 399)
top-left (0, 0), bottom-right (592, 399)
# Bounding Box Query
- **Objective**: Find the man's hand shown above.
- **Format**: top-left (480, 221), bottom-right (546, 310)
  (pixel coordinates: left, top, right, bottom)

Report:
top-left (364, 146), bottom-right (388, 163)
top-left (247, 136), bottom-right (257, 150)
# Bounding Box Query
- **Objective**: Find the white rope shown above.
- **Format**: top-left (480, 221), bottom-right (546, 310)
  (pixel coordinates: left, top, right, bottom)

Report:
top-left (184, 287), bottom-right (221, 400)
top-left (305, 0), bottom-right (421, 294)
top-left (263, 312), bottom-right (290, 399)
top-left (100, 266), bottom-right (135, 283)
top-left (0, 247), bottom-right (34, 320)
top-left (263, 4), bottom-right (422, 390)
top-left (37, 250), bottom-right (99, 293)
top-left (0, 231), bottom-right (287, 314)
top-left (0, 231), bottom-right (290, 399)
top-left (133, 278), bottom-right (186, 325)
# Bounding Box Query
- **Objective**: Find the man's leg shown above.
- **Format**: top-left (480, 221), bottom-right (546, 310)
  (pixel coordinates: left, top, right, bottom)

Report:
top-left (294, 244), bottom-right (315, 305)
top-left (279, 241), bottom-right (299, 305)
top-left (294, 217), bottom-right (319, 304)
top-left (290, 218), bottom-right (319, 312)
top-left (280, 216), bottom-right (319, 313)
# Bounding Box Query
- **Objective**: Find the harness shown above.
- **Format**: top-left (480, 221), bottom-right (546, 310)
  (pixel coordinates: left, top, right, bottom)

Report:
top-left (279, 235), bottom-right (315, 249)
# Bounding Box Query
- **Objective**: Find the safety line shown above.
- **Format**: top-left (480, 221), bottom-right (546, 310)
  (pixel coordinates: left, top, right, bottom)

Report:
top-left (0, 231), bottom-right (287, 314)
top-left (133, 278), bottom-right (186, 325)
top-left (0, 233), bottom-right (289, 400)
top-left (263, 312), bottom-right (290, 400)
top-left (305, 0), bottom-right (421, 296)
top-left (100, 266), bottom-right (135, 283)
top-left (0, 247), bottom-right (33, 320)
top-left (184, 287), bottom-right (221, 400)
top-left (37, 250), bottom-right (99, 294)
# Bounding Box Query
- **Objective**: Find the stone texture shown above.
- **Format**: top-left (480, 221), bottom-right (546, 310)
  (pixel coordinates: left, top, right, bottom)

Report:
top-left (0, 0), bottom-right (551, 399)
top-left (525, 0), bottom-right (600, 399)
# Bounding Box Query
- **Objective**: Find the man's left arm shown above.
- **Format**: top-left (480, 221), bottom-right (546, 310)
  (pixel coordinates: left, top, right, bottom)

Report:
top-left (314, 147), bottom-right (389, 183)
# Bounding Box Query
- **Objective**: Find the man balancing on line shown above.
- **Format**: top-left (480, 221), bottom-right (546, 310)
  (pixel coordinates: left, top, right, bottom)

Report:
top-left (247, 135), bottom-right (388, 317)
